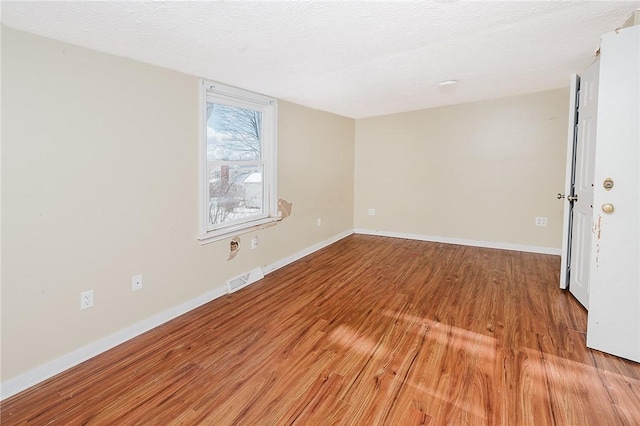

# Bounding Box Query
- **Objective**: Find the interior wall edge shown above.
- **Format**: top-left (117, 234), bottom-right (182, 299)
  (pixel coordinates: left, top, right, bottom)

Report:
top-left (354, 228), bottom-right (562, 256)
top-left (262, 229), bottom-right (354, 274)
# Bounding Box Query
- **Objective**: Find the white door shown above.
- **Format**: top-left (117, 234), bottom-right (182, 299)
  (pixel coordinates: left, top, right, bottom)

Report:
top-left (559, 75), bottom-right (579, 291)
top-left (559, 61), bottom-right (599, 311)
top-left (586, 24), bottom-right (640, 363)
top-left (571, 61), bottom-right (599, 308)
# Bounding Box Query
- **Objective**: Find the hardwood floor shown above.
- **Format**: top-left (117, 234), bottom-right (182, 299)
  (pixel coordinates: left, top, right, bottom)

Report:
top-left (2, 235), bottom-right (640, 425)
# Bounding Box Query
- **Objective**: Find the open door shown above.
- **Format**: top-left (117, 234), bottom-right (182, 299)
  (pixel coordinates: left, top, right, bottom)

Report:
top-left (559, 75), bottom-right (579, 290)
top-left (586, 24), bottom-right (640, 363)
top-left (560, 61), bottom-right (599, 310)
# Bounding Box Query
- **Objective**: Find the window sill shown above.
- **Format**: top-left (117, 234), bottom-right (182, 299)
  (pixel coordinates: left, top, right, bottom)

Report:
top-left (197, 216), bottom-right (281, 245)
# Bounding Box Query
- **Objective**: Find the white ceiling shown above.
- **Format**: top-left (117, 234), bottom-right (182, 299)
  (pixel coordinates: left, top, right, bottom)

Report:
top-left (2, 1), bottom-right (639, 118)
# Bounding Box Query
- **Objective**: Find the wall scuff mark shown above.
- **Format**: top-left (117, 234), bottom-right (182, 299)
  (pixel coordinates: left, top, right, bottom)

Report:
top-left (593, 215), bottom-right (603, 268)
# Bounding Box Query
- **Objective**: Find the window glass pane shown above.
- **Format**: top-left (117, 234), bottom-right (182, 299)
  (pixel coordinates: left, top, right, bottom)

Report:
top-left (200, 81), bottom-right (277, 240)
top-left (208, 164), bottom-right (264, 227)
top-left (207, 103), bottom-right (262, 161)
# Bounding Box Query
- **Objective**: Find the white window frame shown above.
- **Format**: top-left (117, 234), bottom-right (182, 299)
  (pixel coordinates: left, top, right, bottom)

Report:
top-left (198, 80), bottom-right (279, 244)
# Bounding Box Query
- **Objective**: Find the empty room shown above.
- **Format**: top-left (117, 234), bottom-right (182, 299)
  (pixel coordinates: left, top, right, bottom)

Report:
top-left (2, 1), bottom-right (640, 425)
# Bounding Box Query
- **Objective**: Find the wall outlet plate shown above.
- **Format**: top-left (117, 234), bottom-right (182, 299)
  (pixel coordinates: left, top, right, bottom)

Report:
top-left (535, 217), bottom-right (548, 227)
top-left (132, 274), bottom-right (143, 291)
top-left (80, 290), bottom-right (94, 310)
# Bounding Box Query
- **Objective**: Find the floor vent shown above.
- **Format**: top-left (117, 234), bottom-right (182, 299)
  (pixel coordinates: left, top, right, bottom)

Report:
top-left (227, 267), bottom-right (264, 293)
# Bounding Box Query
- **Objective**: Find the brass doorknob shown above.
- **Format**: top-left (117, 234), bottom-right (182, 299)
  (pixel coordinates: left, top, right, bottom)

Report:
top-left (602, 203), bottom-right (615, 213)
top-left (567, 195), bottom-right (579, 202)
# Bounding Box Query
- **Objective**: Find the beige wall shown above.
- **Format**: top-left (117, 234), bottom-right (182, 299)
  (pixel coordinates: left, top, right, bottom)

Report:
top-left (1, 26), bottom-right (569, 387)
top-left (1, 27), bottom-right (355, 382)
top-left (354, 89), bottom-right (569, 249)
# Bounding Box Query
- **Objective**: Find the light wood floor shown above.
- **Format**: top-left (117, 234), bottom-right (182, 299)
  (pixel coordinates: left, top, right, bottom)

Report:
top-left (2, 235), bottom-right (640, 425)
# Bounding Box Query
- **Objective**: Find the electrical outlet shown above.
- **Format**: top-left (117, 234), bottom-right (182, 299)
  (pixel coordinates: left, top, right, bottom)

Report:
top-left (535, 217), bottom-right (548, 227)
top-left (317, 217), bottom-right (321, 227)
top-left (132, 274), bottom-right (143, 292)
top-left (251, 236), bottom-right (258, 250)
top-left (80, 290), bottom-right (94, 310)
top-left (368, 208), bottom-right (376, 216)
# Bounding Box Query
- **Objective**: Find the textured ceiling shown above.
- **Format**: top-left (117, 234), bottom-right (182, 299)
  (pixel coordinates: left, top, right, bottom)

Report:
top-left (2, 1), bottom-right (639, 118)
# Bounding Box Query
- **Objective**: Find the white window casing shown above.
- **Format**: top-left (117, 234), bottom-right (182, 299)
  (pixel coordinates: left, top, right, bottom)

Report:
top-left (198, 80), bottom-right (279, 244)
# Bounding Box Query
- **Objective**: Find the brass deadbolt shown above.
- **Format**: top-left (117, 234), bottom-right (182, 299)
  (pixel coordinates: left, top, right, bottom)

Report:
top-left (603, 178), bottom-right (614, 190)
top-left (602, 203), bottom-right (615, 213)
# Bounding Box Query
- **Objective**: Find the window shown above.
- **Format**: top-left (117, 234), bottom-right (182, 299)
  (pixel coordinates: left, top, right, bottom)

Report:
top-left (199, 80), bottom-right (278, 242)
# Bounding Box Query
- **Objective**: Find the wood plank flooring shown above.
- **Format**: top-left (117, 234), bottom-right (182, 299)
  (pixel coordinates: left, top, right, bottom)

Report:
top-left (2, 235), bottom-right (640, 425)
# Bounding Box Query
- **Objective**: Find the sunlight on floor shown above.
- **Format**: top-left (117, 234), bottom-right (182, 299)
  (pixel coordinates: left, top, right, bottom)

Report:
top-left (326, 308), bottom-right (640, 423)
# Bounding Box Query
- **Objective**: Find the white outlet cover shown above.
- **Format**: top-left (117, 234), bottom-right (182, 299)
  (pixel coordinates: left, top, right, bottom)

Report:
top-left (535, 217), bottom-right (548, 227)
top-left (132, 274), bottom-right (143, 291)
top-left (251, 236), bottom-right (258, 250)
top-left (80, 289), bottom-right (94, 310)
top-left (368, 208), bottom-right (376, 216)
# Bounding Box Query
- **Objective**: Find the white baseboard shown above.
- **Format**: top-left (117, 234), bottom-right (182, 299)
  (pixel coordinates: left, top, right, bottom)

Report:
top-left (1, 227), bottom-right (552, 399)
top-left (263, 229), bottom-right (354, 274)
top-left (0, 229), bottom-right (355, 401)
top-left (0, 285), bottom-right (228, 400)
top-left (0, 285), bottom-right (227, 399)
top-left (354, 228), bottom-right (561, 255)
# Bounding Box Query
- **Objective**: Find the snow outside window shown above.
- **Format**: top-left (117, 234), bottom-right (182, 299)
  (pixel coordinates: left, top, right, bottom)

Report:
top-left (198, 81), bottom-right (278, 243)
